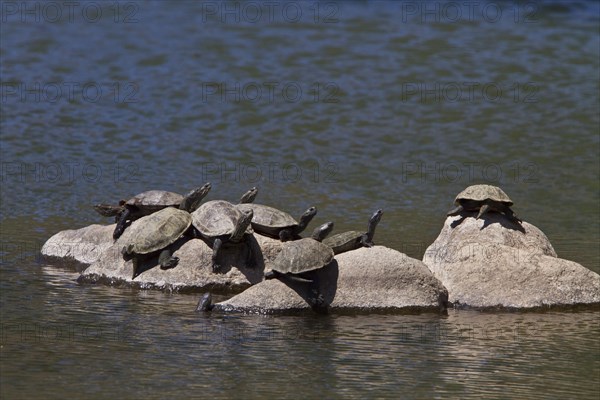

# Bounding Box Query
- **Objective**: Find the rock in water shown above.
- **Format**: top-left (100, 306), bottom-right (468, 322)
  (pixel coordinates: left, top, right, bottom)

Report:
top-left (41, 224), bottom-right (115, 265)
top-left (205, 246), bottom-right (448, 314)
top-left (423, 214), bottom-right (600, 309)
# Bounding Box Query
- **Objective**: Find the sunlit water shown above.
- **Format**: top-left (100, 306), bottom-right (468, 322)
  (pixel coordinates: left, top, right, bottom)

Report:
top-left (1, 1), bottom-right (599, 398)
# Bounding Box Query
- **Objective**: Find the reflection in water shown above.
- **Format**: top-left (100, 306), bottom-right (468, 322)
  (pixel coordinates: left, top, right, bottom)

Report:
top-left (4, 263), bottom-right (599, 399)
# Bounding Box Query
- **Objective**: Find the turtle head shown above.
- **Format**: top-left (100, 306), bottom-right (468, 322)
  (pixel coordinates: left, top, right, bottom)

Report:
top-left (180, 182), bottom-right (212, 212)
top-left (196, 293), bottom-right (213, 312)
top-left (476, 203), bottom-right (491, 219)
top-left (311, 221), bottom-right (334, 242)
top-left (297, 206), bottom-right (318, 232)
top-left (365, 209), bottom-right (383, 243)
top-left (231, 209), bottom-right (254, 242)
top-left (239, 187), bottom-right (258, 204)
top-left (93, 203), bottom-right (123, 217)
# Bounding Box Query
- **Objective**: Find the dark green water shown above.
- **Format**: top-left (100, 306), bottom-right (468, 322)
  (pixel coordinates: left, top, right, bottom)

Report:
top-left (1, 1), bottom-right (598, 398)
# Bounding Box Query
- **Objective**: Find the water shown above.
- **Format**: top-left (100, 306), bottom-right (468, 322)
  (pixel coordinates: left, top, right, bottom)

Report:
top-left (1, 1), bottom-right (599, 398)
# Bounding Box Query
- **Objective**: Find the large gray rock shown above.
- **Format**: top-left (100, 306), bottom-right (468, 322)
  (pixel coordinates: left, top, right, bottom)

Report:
top-left (41, 224), bottom-right (115, 265)
top-left (41, 222), bottom-right (286, 292)
top-left (423, 214), bottom-right (600, 309)
top-left (79, 237), bottom-right (265, 292)
top-left (207, 246), bottom-right (448, 314)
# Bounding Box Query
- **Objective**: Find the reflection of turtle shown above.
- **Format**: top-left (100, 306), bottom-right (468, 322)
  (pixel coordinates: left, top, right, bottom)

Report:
top-left (121, 207), bottom-right (192, 280)
top-left (191, 200), bottom-right (254, 272)
top-left (447, 184), bottom-right (521, 224)
top-left (95, 183), bottom-right (212, 240)
top-left (237, 204), bottom-right (317, 241)
top-left (264, 222), bottom-right (334, 283)
top-left (323, 209), bottom-right (383, 255)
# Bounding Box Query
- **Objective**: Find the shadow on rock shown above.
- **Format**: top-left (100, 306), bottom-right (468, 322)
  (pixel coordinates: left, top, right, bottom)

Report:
top-left (450, 212), bottom-right (525, 233)
top-left (201, 234), bottom-right (265, 285)
top-left (274, 260), bottom-right (339, 313)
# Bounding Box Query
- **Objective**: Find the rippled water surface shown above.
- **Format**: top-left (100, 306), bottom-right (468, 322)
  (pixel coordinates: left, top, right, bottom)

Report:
top-left (1, 1), bottom-right (599, 398)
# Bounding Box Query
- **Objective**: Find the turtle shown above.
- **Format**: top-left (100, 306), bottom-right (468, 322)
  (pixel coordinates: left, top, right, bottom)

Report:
top-left (323, 209), bottom-right (383, 255)
top-left (264, 221), bottom-right (335, 283)
top-left (95, 183), bottom-right (212, 240)
top-left (196, 222), bottom-right (334, 312)
top-left (447, 184), bottom-right (522, 224)
top-left (196, 292), bottom-right (214, 312)
top-left (236, 203), bottom-right (317, 241)
top-left (191, 200), bottom-right (255, 272)
top-left (120, 207), bottom-right (192, 280)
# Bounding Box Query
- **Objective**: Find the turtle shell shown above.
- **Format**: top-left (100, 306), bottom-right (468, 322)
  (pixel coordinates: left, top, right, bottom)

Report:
top-left (123, 207), bottom-right (191, 255)
top-left (126, 190), bottom-right (183, 212)
top-left (192, 200), bottom-right (252, 238)
top-left (271, 238), bottom-right (334, 274)
top-left (454, 185), bottom-right (513, 206)
top-left (323, 231), bottom-right (363, 254)
top-left (237, 203), bottom-right (297, 234)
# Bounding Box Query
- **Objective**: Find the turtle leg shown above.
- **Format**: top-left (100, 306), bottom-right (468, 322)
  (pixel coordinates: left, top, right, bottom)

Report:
top-left (158, 248), bottom-right (179, 270)
top-left (360, 233), bottom-right (374, 248)
top-left (131, 256), bottom-right (141, 280)
top-left (476, 204), bottom-right (490, 219)
top-left (244, 237), bottom-right (256, 269)
top-left (306, 277), bottom-right (327, 313)
top-left (113, 208), bottom-right (131, 240)
top-left (211, 238), bottom-right (223, 272)
top-left (264, 270), bottom-right (312, 283)
top-left (501, 205), bottom-right (522, 224)
top-left (447, 205), bottom-right (464, 216)
top-left (279, 229), bottom-right (293, 242)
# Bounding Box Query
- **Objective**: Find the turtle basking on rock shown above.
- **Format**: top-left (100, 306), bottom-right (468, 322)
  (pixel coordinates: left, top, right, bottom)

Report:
top-left (121, 207), bottom-right (192, 280)
top-left (197, 222), bottom-right (335, 313)
top-left (447, 184), bottom-right (522, 224)
top-left (264, 221), bottom-right (334, 283)
top-left (262, 221), bottom-right (334, 311)
top-left (191, 200), bottom-right (255, 272)
top-left (94, 183), bottom-right (212, 240)
top-left (323, 209), bottom-right (383, 255)
top-left (237, 203), bottom-right (317, 241)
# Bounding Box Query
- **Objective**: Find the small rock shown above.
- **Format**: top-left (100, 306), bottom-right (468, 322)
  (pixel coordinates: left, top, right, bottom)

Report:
top-left (41, 224), bottom-right (115, 265)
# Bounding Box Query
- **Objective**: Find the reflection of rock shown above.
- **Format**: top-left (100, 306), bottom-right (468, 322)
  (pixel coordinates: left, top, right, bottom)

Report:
top-left (41, 224), bottom-right (115, 265)
top-left (208, 246), bottom-right (448, 314)
top-left (423, 215), bottom-right (600, 308)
